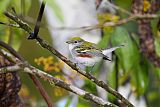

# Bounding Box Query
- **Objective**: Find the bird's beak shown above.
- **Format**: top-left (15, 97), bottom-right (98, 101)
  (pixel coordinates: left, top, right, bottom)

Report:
top-left (66, 41), bottom-right (71, 44)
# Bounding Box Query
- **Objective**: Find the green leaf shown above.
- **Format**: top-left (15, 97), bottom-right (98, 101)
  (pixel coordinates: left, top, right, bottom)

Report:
top-left (155, 67), bottom-right (160, 78)
top-left (108, 62), bottom-right (117, 89)
top-left (83, 80), bottom-right (97, 94)
top-left (77, 97), bottom-right (91, 107)
top-left (130, 33), bottom-right (140, 46)
top-left (147, 92), bottom-right (160, 107)
top-left (24, 0), bottom-right (32, 15)
top-left (151, 15), bottom-right (159, 37)
top-left (0, 0), bottom-right (11, 13)
top-left (111, 27), bottom-right (149, 95)
top-left (8, 0), bottom-right (31, 15)
top-left (131, 57), bottom-right (149, 95)
top-left (111, 27), bottom-right (140, 73)
top-left (0, 26), bottom-right (9, 42)
top-left (11, 28), bottom-right (23, 50)
top-left (123, 21), bottom-right (138, 33)
top-left (64, 97), bottom-right (72, 107)
top-left (115, 0), bottom-right (132, 18)
top-left (107, 62), bottom-right (117, 102)
top-left (155, 38), bottom-right (160, 57)
top-left (98, 31), bottom-right (112, 48)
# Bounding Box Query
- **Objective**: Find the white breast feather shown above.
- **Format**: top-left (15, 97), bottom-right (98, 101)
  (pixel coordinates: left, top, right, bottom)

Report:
top-left (75, 57), bottom-right (101, 66)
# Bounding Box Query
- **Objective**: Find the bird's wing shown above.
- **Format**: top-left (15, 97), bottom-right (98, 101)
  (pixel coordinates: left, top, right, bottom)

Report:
top-left (74, 46), bottom-right (105, 57)
top-left (81, 41), bottom-right (99, 49)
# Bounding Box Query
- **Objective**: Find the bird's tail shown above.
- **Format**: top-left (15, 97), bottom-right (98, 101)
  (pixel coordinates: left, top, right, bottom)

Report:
top-left (102, 45), bottom-right (124, 55)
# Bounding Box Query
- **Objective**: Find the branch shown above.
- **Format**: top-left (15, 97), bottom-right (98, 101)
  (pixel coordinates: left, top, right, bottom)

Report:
top-left (3, 11), bottom-right (134, 106)
top-left (82, 14), bottom-right (159, 32)
top-left (0, 51), bottom-right (117, 107)
top-left (2, 12), bottom-right (159, 32)
top-left (38, 14), bottom-right (159, 32)
top-left (0, 21), bottom-right (20, 28)
top-left (103, 14), bottom-right (159, 26)
top-left (0, 40), bottom-right (54, 107)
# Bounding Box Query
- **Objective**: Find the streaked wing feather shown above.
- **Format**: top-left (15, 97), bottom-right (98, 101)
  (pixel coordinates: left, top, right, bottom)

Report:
top-left (75, 46), bottom-right (104, 57)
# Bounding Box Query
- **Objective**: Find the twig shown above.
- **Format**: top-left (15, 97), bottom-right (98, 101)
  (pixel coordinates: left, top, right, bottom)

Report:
top-left (28, 74), bottom-right (54, 107)
top-left (115, 55), bottom-right (118, 91)
top-left (114, 54), bottom-right (119, 105)
top-left (0, 21), bottom-right (19, 28)
top-left (3, 11), bottom-right (134, 107)
top-left (8, 20), bottom-right (14, 45)
top-left (83, 14), bottom-right (160, 32)
top-left (0, 40), bottom-right (54, 107)
top-left (0, 50), bottom-right (117, 107)
top-left (104, 14), bottom-right (159, 26)
top-left (2, 12), bottom-right (159, 32)
top-left (52, 14), bottom-right (160, 32)
top-left (38, 14), bottom-right (159, 33)
top-left (95, 0), bottom-right (102, 9)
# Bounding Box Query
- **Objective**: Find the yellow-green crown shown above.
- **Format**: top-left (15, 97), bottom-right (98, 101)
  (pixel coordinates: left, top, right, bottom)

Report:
top-left (69, 37), bottom-right (84, 41)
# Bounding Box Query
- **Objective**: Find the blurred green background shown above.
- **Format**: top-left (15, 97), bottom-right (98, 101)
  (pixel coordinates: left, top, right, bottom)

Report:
top-left (0, 0), bottom-right (160, 107)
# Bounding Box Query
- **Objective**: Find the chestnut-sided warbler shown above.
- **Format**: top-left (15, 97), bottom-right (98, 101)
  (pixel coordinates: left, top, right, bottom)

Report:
top-left (66, 37), bottom-right (123, 67)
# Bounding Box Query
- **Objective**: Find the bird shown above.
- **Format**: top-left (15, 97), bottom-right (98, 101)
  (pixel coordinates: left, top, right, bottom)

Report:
top-left (66, 37), bottom-right (123, 71)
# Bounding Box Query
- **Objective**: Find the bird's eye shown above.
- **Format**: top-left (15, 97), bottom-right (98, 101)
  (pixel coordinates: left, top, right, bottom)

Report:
top-left (74, 41), bottom-right (78, 43)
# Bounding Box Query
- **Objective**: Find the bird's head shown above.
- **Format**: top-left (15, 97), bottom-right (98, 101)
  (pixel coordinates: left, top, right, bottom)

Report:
top-left (66, 37), bottom-right (85, 47)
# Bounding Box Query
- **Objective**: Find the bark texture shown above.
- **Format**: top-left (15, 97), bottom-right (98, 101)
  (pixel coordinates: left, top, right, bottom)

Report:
top-left (0, 54), bottom-right (22, 107)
